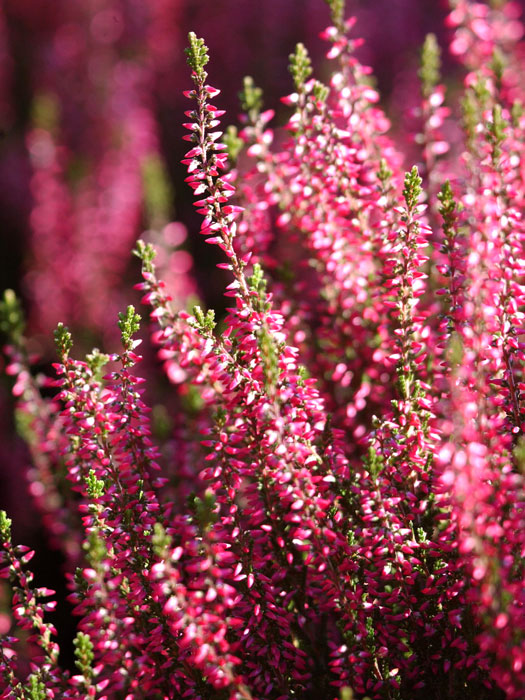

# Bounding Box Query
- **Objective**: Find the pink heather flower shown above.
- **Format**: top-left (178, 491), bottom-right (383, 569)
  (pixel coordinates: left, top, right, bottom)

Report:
top-left (4, 341), bottom-right (83, 567)
top-left (3, 5), bottom-right (525, 700)
top-left (229, 25), bottom-right (406, 459)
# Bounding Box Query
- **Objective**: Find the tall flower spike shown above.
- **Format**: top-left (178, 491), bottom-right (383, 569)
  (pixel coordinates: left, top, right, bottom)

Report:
top-left (139, 33), bottom-right (391, 697)
top-left (0, 511), bottom-right (63, 695)
top-left (182, 33), bottom-right (249, 297)
top-left (1, 295), bottom-right (83, 567)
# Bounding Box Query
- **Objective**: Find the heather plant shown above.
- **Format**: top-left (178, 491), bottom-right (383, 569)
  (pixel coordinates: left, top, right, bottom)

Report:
top-left (1, 1), bottom-right (525, 699)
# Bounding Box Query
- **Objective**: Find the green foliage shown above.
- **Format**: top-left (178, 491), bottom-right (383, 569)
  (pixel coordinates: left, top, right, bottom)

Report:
top-left (438, 180), bottom-right (459, 238)
top-left (141, 155), bottom-right (173, 226)
top-left (511, 99), bottom-right (523, 127)
top-left (188, 490), bottom-right (218, 531)
top-left (247, 262), bottom-right (266, 295)
top-left (513, 436), bottom-right (525, 473)
top-left (257, 326), bottom-right (279, 392)
top-left (239, 76), bottom-right (263, 119)
top-left (0, 289), bottom-right (25, 346)
top-left (85, 348), bottom-right (110, 379)
top-left (86, 469), bottom-right (105, 500)
top-left (14, 407), bottom-right (36, 445)
top-left (192, 305), bottom-right (216, 333)
top-left (31, 93), bottom-right (60, 132)
top-left (73, 631), bottom-right (94, 682)
top-left (402, 166), bottom-right (422, 212)
top-left (248, 263), bottom-right (271, 314)
top-left (54, 322), bottom-right (73, 360)
top-left (490, 47), bottom-right (506, 89)
top-left (364, 446), bottom-right (383, 481)
top-left (185, 32), bottom-right (209, 83)
top-left (396, 366), bottom-right (411, 401)
top-left (151, 404), bottom-right (173, 442)
top-left (0, 510), bottom-right (12, 541)
top-left (365, 613), bottom-right (376, 653)
top-left (447, 331), bottom-right (464, 367)
top-left (83, 531), bottom-right (107, 568)
top-left (324, 0), bottom-right (346, 30)
top-left (461, 90), bottom-right (478, 146)
top-left (312, 80), bottom-right (330, 104)
top-left (472, 75), bottom-right (491, 106)
top-left (377, 158), bottom-right (393, 187)
top-left (223, 125), bottom-right (244, 164)
top-left (289, 43), bottom-right (312, 91)
top-left (118, 305), bottom-right (141, 351)
top-left (133, 239), bottom-right (157, 275)
top-left (461, 76), bottom-right (491, 149)
top-left (152, 522), bottom-right (172, 559)
top-left (488, 104), bottom-right (506, 162)
top-left (419, 33), bottom-right (441, 98)
top-left (180, 383), bottom-right (205, 415)
top-left (26, 673), bottom-right (46, 700)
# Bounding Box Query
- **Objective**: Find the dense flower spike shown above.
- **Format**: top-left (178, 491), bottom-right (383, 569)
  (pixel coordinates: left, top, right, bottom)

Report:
top-left (2, 3), bottom-right (525, 700)
top-left (229, 13), bottom-right (406, 461)
top-left (0, 290), bottom-right (84, 572)
top-left (0, 511), bottom-right (63, 697)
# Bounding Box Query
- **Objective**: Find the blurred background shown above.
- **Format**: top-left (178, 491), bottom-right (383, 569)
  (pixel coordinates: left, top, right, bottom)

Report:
top-left (0, 0), bottom-right (515, 671)
top-left (0, 0), bottom-right (452, 347)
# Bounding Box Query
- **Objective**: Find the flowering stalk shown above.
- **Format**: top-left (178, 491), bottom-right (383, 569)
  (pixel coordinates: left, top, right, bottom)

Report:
top-left (0, 291), bottom-right (82, 567)
top-left (3, 6), bottom-right (525, 700)
top-left (0, 511), bottom-right (62, 697)
top-left (140, 32), bottom-right (394, 696)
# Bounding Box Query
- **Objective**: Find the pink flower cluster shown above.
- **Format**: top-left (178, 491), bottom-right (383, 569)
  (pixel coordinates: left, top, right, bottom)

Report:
top-left (1, 1), bottom-right (525, 699)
